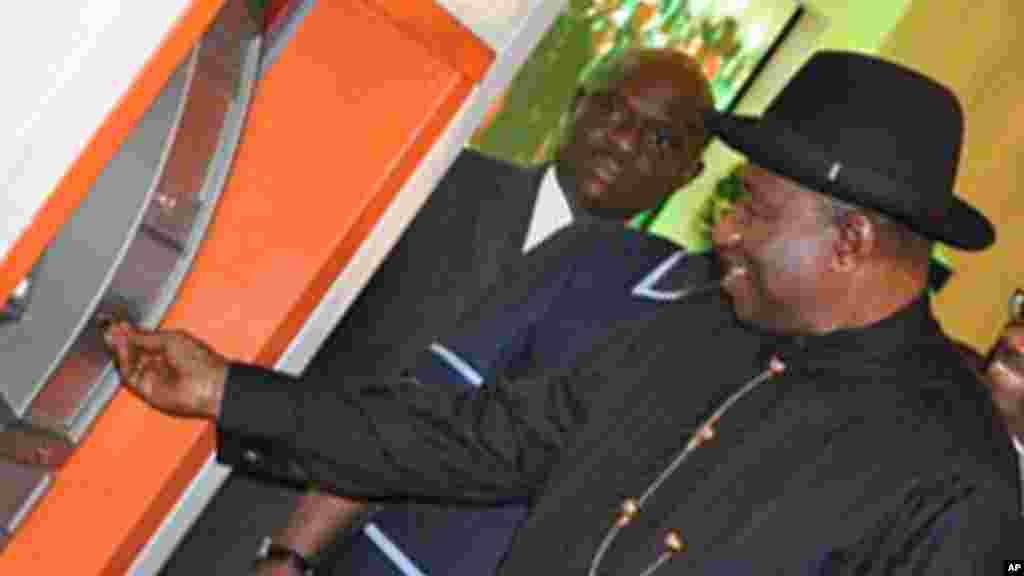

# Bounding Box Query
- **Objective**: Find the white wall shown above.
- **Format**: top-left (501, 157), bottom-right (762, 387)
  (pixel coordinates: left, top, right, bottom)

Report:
top-left (1, 1), bottom-right (193, 265)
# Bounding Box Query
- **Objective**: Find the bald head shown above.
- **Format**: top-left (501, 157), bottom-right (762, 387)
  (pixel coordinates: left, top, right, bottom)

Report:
top-left (587, 49), bottom-right (712, 101)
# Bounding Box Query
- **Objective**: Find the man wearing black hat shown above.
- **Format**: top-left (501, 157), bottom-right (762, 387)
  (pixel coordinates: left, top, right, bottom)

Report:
top-left (107, 51), bottom-right (1021, 573)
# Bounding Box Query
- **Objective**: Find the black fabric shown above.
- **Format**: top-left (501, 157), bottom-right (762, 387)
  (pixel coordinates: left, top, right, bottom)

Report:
top-left (707, 51), bottom-right (995, 250)
top-left (161, 150), bottom-right (544, 575)
top-left (328, 228), bottom-right (715, 576)
top-left (304, 149), bottom-right (545, 383)
top-left (219, 292), bottom-right (1022, 574)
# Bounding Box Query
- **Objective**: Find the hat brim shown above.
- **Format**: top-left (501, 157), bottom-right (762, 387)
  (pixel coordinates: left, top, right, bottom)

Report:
top-left (706, 111), bottom-right (995, 251)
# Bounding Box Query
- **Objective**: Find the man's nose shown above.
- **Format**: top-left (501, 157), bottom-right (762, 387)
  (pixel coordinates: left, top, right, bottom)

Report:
top-left (712, 209), bottom-right (742, 249)
top-left (606, 118), bottom-right (640, 154)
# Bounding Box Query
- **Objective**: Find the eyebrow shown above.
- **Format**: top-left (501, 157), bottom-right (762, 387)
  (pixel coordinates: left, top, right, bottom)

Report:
top-left (621, 92), bottom-right (677, 123)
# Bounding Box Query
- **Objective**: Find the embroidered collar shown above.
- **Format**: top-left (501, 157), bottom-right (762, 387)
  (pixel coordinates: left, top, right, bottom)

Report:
top-left (764, 295), bottom-right (942, 369)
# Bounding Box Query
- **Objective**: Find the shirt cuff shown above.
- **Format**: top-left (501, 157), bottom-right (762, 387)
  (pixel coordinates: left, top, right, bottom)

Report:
top-left (217, 362), bottom-right (303, 445)
top-left (1013, 434), bottom-right (1024, 458)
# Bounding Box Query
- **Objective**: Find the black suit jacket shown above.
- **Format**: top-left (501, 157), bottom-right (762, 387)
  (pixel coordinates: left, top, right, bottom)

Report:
top-left (219, 291), bottom-right (1022, 574)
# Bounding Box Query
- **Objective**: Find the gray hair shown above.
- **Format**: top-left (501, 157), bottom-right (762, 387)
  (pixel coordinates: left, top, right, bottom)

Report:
top-left (816, 194), bottom-right (931, 261)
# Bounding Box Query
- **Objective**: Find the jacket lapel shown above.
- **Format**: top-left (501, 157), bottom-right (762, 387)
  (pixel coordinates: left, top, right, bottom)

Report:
top-left (631, 247), bottom-right (722, 303)
top-left (470, 161), bottom-right (547, 294)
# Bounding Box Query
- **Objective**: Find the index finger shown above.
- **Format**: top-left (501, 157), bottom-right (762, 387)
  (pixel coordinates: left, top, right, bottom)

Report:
top-left (103, 322), bottom-right (163, 376)
top-left (106, 322), bottom-right (169, 351)
top-left (104, 322), bottom-right (139, 378)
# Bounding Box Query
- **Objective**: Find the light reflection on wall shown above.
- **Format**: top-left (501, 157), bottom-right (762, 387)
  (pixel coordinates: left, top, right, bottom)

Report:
top-left (435, 0), bottom-right (539, 48)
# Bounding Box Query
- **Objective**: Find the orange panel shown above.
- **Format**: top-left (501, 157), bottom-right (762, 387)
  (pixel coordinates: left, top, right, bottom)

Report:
top-left (366, 0), bottom-right (494, 83)
top-left (0, 0), bottom-right (226, 310)
top-left (0, 1), bottom-right (484, 574)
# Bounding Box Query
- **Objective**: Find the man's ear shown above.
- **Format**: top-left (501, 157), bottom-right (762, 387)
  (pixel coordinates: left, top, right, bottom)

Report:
top-left (832, 211), bottom-right (874, 272)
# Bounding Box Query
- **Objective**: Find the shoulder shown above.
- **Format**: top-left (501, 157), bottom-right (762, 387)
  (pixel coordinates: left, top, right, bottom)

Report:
top-left (445, 149), bottom-right (542, 184)
top-left (428, 150), bottom-right (544, 222)
top-left (570, 221), bottom-right (681, 258)
top-left (874, 347), bottom-right (1019, 487)
top-left (412, 150), bottom-right (540, 230)
top-left (810, 346), bottom-right (1021, 525)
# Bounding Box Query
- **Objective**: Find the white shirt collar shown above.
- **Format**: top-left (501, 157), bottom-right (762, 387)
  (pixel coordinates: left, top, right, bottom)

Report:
top-left (521, 166), bottom-right (575, 254)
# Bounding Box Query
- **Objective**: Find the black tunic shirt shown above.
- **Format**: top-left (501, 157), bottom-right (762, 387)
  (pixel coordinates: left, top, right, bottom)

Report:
top-left (219, 293), bottom-right (1022, 574)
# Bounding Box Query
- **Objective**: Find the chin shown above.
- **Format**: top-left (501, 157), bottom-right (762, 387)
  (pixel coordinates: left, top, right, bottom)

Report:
top-left (578, 181), bottom-right (608, 205)
top-left (575, 190), bottom-right (598, 209)
top-left (576, 196), bottom-right (612, 217)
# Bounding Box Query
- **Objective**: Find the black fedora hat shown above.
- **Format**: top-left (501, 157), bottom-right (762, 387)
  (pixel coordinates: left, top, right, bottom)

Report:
top-left (706, 50), bottom-right (995, 251)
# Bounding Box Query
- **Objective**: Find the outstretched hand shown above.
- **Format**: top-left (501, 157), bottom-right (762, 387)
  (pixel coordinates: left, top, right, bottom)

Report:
top-left (104, 322), bottom-right (229, 419)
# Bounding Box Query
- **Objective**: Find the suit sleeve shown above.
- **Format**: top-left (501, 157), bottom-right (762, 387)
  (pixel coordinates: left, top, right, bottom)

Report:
top-left (216, 353), bottom-right (596, 507)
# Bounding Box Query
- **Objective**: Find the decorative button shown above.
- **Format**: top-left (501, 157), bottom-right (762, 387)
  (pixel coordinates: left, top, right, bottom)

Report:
top-left (589, 359), bottom-right (784, 576)
top-left (242, 449), bottom-right (262, 465)
top-left (288, 459), bottom-right (308, 482)
top-left (827, 162), bottom-right (842, 182)
top-left (664, 530), bottom-right (685, 553)
top-left (616, 498), bottom-right (640, 527)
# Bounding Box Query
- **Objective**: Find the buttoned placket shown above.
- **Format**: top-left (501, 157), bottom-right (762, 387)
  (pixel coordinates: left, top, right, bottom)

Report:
top-left (588, 355), bottom-right (787, 576)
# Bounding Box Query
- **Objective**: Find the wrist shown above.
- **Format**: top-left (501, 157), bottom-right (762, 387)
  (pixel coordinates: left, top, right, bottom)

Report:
top-left (203, 363), bottom-right (229, 419)
top-left (255, 536), bottom-right (317, 576)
